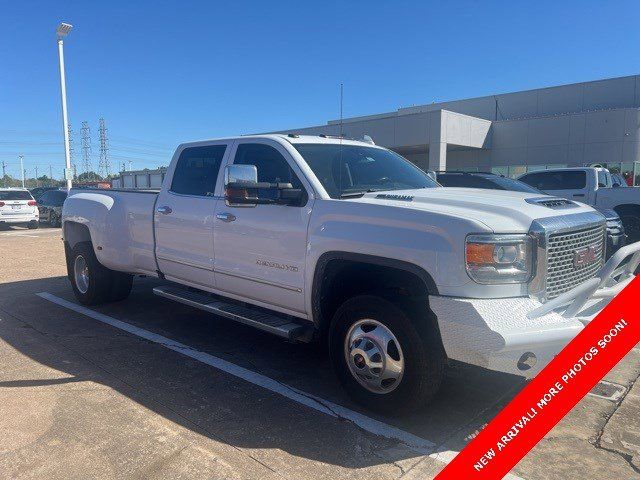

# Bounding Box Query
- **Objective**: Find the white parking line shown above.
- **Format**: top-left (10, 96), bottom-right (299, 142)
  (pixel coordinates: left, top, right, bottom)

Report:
top-left (37, 291), bottom-right (526, 479)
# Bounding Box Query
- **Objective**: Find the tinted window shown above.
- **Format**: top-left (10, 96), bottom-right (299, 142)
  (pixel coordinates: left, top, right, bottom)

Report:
top-left (234, 143), bottom-right (304, 189)
top-left (0, 190), bottom-right (33, 200)
top-left (476, 175), bottom-right (542, 193)
top-left (519, 171), bottom-right (586, 190)
top-left (597, 170), bottom-right (609, 188)
top-left (436, 174), bottom-right (499, 189)
top-left (294, 144), bottom-right (438, 198)
top-left (170, 145), bottom-right (227, 196)
top-left (47, 191), bottom-right (67, 206)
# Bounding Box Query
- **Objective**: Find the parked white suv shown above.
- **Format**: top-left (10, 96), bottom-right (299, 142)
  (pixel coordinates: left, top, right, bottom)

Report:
top-left (61, 135), bottom-right (640, 412)
top-left (0, 188), bottom-right (39, 229)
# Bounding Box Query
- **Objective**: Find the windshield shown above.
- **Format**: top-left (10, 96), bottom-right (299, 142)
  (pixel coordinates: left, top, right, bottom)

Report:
top-left (0, 190), bottom-right (33, 201)
top-left (477, 174), bottom-right (543, 193)
top-left (293, 144), bottom-right (439, 198)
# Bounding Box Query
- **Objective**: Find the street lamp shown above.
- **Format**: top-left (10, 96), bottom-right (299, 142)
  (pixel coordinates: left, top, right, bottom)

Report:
top-left (56, 22), bottom-right (73, 190)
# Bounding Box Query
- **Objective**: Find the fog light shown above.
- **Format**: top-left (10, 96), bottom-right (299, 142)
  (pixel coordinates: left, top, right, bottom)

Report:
top-left (517, 352), bottom-right (537, 371)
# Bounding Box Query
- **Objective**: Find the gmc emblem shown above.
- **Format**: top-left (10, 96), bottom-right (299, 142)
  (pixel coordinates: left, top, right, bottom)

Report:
top-left (573, 245), bottom-right (598, 269)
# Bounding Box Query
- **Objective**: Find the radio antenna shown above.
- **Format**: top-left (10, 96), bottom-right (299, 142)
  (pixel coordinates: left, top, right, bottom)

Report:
top-left (338, 82), bottom-right (344, 195)
top-left (339, 83), bottom-right (344, 138)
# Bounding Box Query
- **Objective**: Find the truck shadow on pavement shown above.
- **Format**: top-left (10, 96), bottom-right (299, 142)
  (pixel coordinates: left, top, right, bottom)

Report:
top-left (0, 275), bottom-right (526, 471)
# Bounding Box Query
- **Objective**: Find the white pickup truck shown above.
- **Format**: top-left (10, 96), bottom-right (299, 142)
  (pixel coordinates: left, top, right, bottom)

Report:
top-left (61, 135), bottom-right (640, 413)
top-left (519, 167), bottom-right (640, 243)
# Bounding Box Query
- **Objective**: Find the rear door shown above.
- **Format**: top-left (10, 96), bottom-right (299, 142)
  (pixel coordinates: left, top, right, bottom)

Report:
top-left (519, 170), bottom-right (590, 202)
top-left (154, 142), bottom-right (230, 289)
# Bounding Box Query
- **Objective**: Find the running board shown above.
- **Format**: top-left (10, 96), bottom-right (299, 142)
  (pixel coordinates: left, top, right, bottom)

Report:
top-left (152, 285), bottom-right (313, 342)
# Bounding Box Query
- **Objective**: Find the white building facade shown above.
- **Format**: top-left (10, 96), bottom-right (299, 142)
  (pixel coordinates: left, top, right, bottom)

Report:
top-left (278, 75), bottom-right (640, 185)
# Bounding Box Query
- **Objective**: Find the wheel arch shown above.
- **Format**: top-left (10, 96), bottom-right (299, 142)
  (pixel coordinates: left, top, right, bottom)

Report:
top-left (311, 252), bottom-right (442, 342)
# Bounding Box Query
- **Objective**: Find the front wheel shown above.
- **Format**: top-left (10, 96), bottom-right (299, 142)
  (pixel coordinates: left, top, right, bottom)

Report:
top-left (329, 295), bottom-right (444, 415)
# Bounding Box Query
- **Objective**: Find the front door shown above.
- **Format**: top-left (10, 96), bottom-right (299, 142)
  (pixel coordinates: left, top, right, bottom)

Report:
top-left (213, 139), bottom-right (313, 315)
top-left (155, 143), bottom-right (229, 289)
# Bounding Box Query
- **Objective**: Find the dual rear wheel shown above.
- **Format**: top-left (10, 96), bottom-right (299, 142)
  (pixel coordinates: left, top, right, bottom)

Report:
top-left (67, 241), bottom-right (133, 305)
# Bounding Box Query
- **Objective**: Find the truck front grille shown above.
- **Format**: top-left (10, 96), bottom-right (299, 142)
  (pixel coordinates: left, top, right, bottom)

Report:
top-left (546, 225), bottom-right (605, 299)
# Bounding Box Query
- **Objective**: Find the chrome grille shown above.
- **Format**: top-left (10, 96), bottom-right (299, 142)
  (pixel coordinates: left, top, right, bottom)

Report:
top-left (546, 225), bottom-right (605, 299)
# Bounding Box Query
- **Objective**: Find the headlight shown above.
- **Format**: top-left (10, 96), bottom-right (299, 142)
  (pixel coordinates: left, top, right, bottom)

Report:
top-left (465, 234), bottom-right (534, 284)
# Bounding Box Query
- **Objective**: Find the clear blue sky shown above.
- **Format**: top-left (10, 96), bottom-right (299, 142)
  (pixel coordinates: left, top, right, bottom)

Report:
top-left (1, 0), bottom-right (640, 178)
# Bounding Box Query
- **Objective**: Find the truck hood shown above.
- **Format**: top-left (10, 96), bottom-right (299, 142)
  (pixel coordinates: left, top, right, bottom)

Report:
top-left (352, 187), bottom-right (600, 232)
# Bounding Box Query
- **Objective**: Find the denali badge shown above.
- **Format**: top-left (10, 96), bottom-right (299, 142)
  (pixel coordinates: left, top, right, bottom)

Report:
top-left (256, 259), bottom-right (299, 272)
top-left (573, 245), bottom-right (598, 269)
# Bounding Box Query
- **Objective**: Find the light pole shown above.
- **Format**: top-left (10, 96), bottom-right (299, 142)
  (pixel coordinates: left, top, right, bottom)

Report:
top-left (19, 154), bottom-right (25, 188)
top-left (56, 22), bottom-right (73, 190)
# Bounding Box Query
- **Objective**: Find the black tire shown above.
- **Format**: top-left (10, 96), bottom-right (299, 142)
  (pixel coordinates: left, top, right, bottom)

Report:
top-left (619, 214), bottom-right (640, 244)
top-left (27, 220), bottom-right (39, 229)
top-left (108, 271), bottom-right (133, 302)
top-left (68, 242), bottom-right (115, 305)
top-left (329, 295), bottom-right (444, 415)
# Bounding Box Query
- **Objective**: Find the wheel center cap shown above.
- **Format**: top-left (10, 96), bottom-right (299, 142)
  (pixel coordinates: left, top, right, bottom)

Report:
top-left (353, 353), bottom-right (366, 369)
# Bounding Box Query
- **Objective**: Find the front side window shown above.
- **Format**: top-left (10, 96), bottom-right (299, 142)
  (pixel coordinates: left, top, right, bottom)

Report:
top-left (170, 145), bottom-right (227, 196)
top-left (233, 143), bottom-right (304, 189)
top-left (293, 144), bottom-right (438, 198)
top-left (520, 171), bottom-right (586, 191)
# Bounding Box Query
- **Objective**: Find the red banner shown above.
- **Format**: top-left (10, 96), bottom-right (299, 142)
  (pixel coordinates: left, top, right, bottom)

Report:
top-left (435, 277), bottom-right (640, 479)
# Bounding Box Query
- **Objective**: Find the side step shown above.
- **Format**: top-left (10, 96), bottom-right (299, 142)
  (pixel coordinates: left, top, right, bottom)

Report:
top-left (152, 285), bottom-right (313, 342)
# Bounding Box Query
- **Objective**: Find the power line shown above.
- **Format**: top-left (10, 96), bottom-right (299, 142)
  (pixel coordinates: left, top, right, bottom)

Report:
top-left (81, 121), bottom-right (93, 176)
top-left (98, 118), bottom-right (110, 177)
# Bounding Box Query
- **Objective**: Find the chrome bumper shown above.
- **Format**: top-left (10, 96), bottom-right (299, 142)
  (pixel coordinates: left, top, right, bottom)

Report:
top-left (430, 240), bottom-right (639, 379)
top-left (527, 240), bottom-right (640, 321)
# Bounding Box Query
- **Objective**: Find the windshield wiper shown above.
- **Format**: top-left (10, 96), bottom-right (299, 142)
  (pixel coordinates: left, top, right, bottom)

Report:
top-left (339, 189), bottom-right (382, 199)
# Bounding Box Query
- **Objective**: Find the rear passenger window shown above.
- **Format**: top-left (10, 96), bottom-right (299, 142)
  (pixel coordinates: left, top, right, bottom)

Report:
top-left (170, 145), bottom-right (226, 196)
top-left (520, 171), bottom-right (586, 190)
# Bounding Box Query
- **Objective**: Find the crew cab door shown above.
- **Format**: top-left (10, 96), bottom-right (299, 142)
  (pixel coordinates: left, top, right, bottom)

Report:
top-left (519, 170), bottom-right (593, 203)
top-left (154, 142), bottom-right (229, 288)
top-left (213, 139), bottom-right (313, 315)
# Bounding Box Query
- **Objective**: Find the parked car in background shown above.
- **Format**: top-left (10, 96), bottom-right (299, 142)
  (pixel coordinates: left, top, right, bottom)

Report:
top-left (518, 167), bottom-right (640, 243)
top-left (61, 134), bottom-right (640, 413)
top-left (0, 188), bottom-right (39, 229)
top-left (435, 171), bottom-right (627, 259)
top-left (38, 189), bottom-right (68, 227)
top-left (29, 186), bottom-right (59, 202)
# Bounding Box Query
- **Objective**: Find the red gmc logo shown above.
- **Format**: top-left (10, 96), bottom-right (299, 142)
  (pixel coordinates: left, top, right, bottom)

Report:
top-left (573, 245), bottom-right (598, 269)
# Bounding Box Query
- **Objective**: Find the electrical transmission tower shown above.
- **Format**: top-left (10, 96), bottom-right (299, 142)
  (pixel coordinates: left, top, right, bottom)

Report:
top-left (68, 123), bottom-right (76, 179)
top-left (98, 118), bottom-right (110, 178)
top-left (81, 121), bottom-right (92, 179)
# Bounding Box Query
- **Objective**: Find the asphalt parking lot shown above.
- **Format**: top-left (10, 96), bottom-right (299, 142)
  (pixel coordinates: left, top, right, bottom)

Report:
top-left (0, 225), bottom-right (639, 479)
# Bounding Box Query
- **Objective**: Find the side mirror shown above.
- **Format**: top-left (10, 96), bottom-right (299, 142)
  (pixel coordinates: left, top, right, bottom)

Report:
top-left (224, 164), bottom-right (305, 207)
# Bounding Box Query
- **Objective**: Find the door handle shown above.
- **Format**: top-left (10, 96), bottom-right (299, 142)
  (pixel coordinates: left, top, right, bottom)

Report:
top-left (156, 205), bottom-right (172, 215)
top-left (216, 212), bottom-right (236, 222)
top-left (573, 194), bottom-right (585, 198)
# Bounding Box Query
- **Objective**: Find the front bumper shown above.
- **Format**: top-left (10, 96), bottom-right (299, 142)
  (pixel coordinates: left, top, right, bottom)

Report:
top-left (430, 241), bottom-right (640, 379)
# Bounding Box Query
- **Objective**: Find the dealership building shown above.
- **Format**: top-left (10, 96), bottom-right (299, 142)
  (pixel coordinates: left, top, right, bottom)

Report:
top-left (279, 75), bottom-right (640, 184)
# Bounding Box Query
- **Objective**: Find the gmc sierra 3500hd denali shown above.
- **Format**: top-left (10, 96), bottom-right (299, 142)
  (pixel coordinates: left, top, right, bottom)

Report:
top-left (62, 134), bottom-right (640, 413)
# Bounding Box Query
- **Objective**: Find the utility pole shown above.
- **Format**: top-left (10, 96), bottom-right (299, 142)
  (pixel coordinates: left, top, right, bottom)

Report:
top-left (98, 117), bottom-right (110, 178)
top-left (128, 160), bottom-right (132, 171)
top-left (35, 166), bottom-right (39, 187)
top-left (56, 22), bottom-right (73, 190)
top-left (81, 121), bottom-right (92, 180)
top-left (1, 161), bottom-right (5, 186)
top-left (49, 165), bottom-right (53, 186)
top-left (19, 154), bottom-right (25, 188)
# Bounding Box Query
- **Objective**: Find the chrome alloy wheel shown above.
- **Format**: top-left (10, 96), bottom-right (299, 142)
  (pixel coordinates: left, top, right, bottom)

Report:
top-left (344, 319), bottom-right (405, 394)
top-left (74, 255), bottom-right (90, 294)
